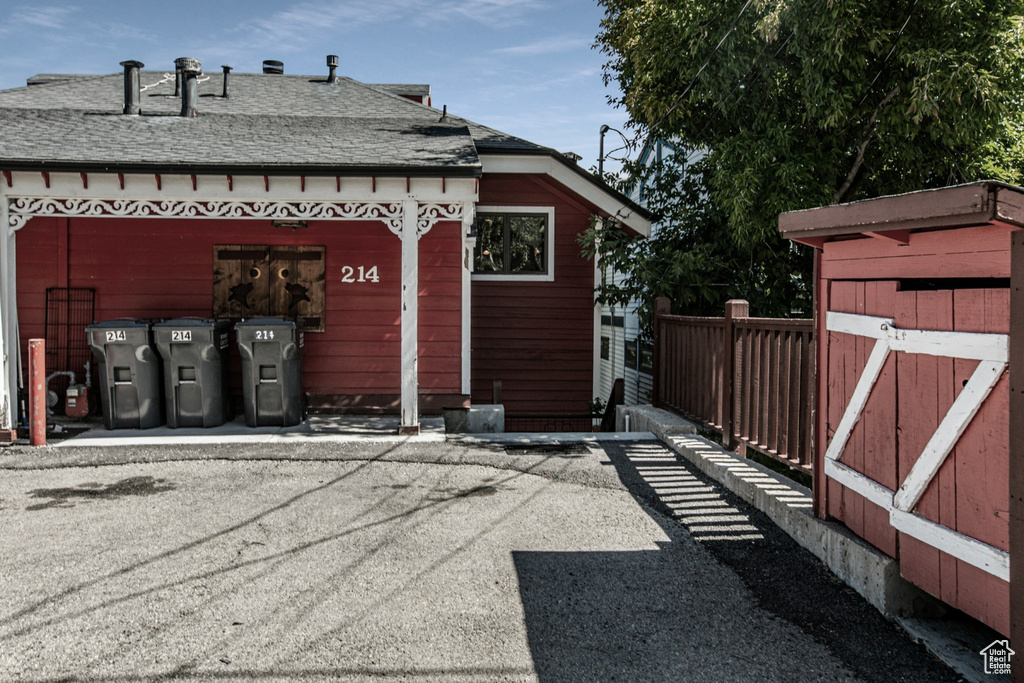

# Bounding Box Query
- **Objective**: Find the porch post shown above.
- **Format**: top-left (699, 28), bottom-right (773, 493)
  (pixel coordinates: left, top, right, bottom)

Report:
top-left (399, 200), bottom-right (420, 434)
top-left (461, 204), bottom-right (475, 396)
top-left (0, 197), bottom-right (15, 431)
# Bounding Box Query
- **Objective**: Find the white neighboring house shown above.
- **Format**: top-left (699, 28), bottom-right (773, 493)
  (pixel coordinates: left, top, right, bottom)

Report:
top-left (598, 138), bottom-right (685, 407)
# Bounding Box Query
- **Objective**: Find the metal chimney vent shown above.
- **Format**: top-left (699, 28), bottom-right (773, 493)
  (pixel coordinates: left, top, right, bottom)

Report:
top-left (263, 60), bottom-right (284, 74)
top-left (175, 57), bottom-right (202, 117)
top-left (326, 55), bottom-right (339, 84)
top-left (119, 60), bottom-right (144, 115)
top-left (221, 65), bottom-right (232, 98)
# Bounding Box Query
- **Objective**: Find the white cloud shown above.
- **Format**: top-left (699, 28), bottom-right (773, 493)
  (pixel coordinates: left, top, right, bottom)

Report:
top-left (229, 0), bottom-right (542, 46)
top-left (11, 5), bottom-right (80, 29)
top-left (427, 0), bottom-right (543, 28)
top-left (494, 35), bottom-right (593, 56)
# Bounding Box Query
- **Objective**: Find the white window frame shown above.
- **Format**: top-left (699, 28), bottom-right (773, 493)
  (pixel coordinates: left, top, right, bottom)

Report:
top-left (471, 205), bottom-right (555, 282)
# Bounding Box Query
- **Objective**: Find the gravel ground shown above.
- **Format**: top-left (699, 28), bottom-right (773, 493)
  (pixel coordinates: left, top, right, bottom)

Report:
top-left (0, 438), bottom-right (959, 682)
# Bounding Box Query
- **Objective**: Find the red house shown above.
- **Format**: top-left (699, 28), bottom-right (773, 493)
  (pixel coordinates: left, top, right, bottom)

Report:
top-left (0, 57), bottom-right (651, 434)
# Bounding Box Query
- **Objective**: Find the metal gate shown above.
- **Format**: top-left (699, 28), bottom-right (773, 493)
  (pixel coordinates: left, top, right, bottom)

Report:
top-left (44, 287), bottom-right (96, 394)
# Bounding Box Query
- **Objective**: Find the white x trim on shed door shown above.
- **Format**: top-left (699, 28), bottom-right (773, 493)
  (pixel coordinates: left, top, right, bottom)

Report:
top-left (823, 311), bottom-right (1010, 581)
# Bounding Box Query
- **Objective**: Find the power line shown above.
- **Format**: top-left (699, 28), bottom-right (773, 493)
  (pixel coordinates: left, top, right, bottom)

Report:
top-left (650, 0), bottom-right (756, 135)
top-left (857, 0), bottom-right (920, 108)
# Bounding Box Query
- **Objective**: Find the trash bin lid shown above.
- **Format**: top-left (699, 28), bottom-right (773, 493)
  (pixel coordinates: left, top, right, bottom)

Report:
top-left (154, 317), bottom-right (231, 329)
top-left (86, 318), bottom-right (151, 330)
top-left (235, 317), bottom-right (296, 329)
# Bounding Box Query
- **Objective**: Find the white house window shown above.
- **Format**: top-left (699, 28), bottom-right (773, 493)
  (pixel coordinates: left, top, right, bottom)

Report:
top-left (472, 207), bottom-right (555, 282)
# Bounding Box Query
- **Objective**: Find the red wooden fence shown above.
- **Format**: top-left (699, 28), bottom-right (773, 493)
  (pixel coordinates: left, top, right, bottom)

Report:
top-left (653, 298), bottom-right (814, 474)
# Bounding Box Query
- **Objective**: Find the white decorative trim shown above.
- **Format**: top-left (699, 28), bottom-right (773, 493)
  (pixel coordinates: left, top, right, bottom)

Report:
top-left (417, 202), bottom-right (465, 239)
top-left (824, 311), bottom-right (1010, 580)
top-left (889, 327), bottom-right (1007, 363)
top-left (823, 338), bottom-right (890, 462)
top-left (824, 459), bottom-right (894, 511)
top-left (891, 509), bottom-right (1010, 582)
top-left (826, 312), bottom-right (893, 339)
top-left (827, 311), bottom-right (1007, 362)
top-left (8, 214), bottom-right (28, 235)
top-left (7, 196), bottom-right (406, 233)
top-left (892, 359), bottom-right (1007, 512)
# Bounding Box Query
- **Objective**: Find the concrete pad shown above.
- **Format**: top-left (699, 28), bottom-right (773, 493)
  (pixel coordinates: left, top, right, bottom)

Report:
top-left (448, 431), bottom-right (659, 446)
top-left (0, 456), bottom-right (860, 682)
top-left (53, 416), bottom-right (447, 448)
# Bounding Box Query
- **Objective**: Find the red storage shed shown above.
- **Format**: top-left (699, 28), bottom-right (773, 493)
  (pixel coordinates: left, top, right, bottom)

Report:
top-left (0, 58), bottom-right (651, 435)
top-left (780, 182), bottom-right (1022, 636)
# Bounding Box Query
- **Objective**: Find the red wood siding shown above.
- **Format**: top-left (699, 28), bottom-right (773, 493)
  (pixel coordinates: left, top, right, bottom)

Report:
top-left (821, 225), bottom-right (1016, 280)
top-left (823, 276), bottom-right (1010, 635)
top-left (16, 215), bottom-right (463, 406)
top-left (894, 288), bottom-right (1010, 634)
top-left (419, 222), bottom-right (463, 394)
top-left (827, 281), bottom-right (900, 559)
top-left (472, 173), bottom-right (597, 414)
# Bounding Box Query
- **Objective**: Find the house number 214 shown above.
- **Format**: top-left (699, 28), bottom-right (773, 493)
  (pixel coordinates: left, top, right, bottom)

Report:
top-left (340, 265), bottom-right (380, 283)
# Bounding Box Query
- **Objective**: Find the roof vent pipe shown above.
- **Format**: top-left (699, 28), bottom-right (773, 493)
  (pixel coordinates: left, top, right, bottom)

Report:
top-left (326, 55), bottom-right (339, 83)
top-left (263, 60), bottom-right (284, 74)
top-left (221, 65), bottom-right (232, 98)
top-left (119, 60), bottom-right (144, 115)
top-left (174, 66), bottom-right (182, 97)
top-left (175, 57), bottom-right (202, 117)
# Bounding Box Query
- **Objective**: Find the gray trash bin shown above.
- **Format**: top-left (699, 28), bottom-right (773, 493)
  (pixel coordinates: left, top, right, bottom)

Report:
top-left (153, 318), bottom-right (232, 428)
top-left (235, 318), bottom-right (303, 427)
top-left (86, 319), bottom-right (163, 430)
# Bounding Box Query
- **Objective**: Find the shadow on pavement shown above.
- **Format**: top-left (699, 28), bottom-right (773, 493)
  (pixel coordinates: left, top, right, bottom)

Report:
top-left (515, 440), bottom-right (959, 683)
top-left (25, 476), bottom-right (176, 511)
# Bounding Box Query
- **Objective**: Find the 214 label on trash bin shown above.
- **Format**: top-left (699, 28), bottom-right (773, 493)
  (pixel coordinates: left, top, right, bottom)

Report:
top-left (171, 330), bottom-right (192, 342)
top-left (105, 330), bottom-right (127, 342)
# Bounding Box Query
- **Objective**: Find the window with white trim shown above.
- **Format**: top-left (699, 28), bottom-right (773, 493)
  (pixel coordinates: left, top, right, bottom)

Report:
top-left (472, 207), bottom-right (554, 281)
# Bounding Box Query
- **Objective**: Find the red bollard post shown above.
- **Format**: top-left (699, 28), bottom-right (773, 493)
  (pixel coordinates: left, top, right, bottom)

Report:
top-left (28, 338), bottom-right (45, 446)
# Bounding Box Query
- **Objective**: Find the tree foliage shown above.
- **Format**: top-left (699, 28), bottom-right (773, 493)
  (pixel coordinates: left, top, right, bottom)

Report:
top-left (580, 150), bottom-right (809, 332)
top-left (588, 0), bottom-right (1024, 326)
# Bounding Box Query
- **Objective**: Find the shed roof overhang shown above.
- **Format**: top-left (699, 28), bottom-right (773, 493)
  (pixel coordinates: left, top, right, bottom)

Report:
top-left (779, 181), bottom-right (1024, 249)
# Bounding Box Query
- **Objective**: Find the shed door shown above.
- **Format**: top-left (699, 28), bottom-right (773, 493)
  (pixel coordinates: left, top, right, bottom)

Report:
top-left (892, 288), bottom-right (1009, 632)
top-left (824, 281), bottom-right (1010, 635)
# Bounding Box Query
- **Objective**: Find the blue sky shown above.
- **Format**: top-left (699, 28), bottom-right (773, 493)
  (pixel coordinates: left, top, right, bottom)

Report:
top-left (0, 0), bottom-right (632, 172)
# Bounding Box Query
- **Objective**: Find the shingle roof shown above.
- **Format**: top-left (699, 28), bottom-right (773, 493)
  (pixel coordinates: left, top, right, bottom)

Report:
top-left (0, 109), bottom-right (477, 173)
top-left (0, 71), bottom-right (548, 173)
top-left (0, 67), bottom-right (652, 224)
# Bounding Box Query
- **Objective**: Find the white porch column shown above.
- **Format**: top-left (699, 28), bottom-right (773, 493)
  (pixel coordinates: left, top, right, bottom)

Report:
top-left (399, 200), bottom-right (419, 434)
top-left (461, 203), bottom-right (475, 396)
top-left (0, 197), bottom-right (15, 429)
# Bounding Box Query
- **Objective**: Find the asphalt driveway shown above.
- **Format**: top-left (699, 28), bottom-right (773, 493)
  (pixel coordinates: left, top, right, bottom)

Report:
top-left (0, 438), bottom-right (955, 682)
